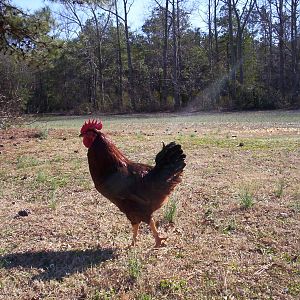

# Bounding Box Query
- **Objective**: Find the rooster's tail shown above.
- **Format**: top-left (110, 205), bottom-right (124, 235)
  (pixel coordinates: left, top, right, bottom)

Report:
top-left (154, 141), bottom-right (186, 184)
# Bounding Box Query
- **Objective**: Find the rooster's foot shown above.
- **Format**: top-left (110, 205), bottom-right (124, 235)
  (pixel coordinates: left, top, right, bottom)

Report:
top-left (154, 236), bottom-right (167, 248)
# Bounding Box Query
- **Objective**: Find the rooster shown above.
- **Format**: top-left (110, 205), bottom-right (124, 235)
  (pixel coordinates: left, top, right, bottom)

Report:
top-left (80, 119), bottom-right (186, 247)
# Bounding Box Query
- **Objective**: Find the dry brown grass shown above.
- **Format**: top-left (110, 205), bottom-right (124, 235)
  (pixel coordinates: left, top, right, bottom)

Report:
top-left (0, 111), bottom-right (299, 300)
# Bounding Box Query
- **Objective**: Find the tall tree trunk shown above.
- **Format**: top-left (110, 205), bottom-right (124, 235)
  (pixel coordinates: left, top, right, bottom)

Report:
top-left (162, 0), bottom-right (169, 108)
top-left (91, 8), bottom-right (102, 110)
top-left (123, 0), bottom-right (135, 110)
top-left (213, 0), bottom-right (219, 64)
top-left (236, 23), bottom-right (244, 84)
top-left (291, 0), bottom-right (299, 96)
top-left (277, 0), bottom-right (285, 97)
top-left (88, 57), bottom-right (97, 108)
top-left (172, 0), bottom-right (180, 109)
top-left (233, 0), bottom-right (255, 85)
top-left (213, 0), bottom-right (220, 106)
top-left (91, 6), bottom-right (111, 110)
top-left (176, 0), bottom-right (182, 100)
top-left (208, 0), bottom-right (213, 73)
top-left (115, 0), bottom-right (123, 110)
top-left (227, 0), bottom-right (236, 103)
top-left (268, 0), bottom-right (273, 92)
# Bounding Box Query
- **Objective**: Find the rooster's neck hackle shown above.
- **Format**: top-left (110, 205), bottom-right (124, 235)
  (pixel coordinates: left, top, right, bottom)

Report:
top-left (99, 132), bottom-right (128, 166)
top-left (88, 132), bottom-right (128, 173)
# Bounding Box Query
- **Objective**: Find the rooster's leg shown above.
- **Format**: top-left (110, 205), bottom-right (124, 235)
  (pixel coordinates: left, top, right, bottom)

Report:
top-left (131, 223), bottom-right (140, 246)
top-left (149, 218), bottom-right (167, 248)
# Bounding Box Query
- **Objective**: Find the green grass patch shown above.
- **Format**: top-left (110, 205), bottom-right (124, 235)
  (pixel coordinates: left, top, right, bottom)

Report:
top-left (282, 252), bottom-right (300, 264)
top-left (17, 155), bottom-right (40, 169)
top-left (290, 200), bottom-right (300, 213)
top-left (176, 134), bottom-right (299, 151)
top-left (35, 127), bottom-right (49, 140)
top-left (128, 252), bottom-right (142, 280)
top-left (164, 195), bottom-right (178, 223)
top-left (50, 175), bottom-right (68, 189)
top-left (256, 244), bottom-right (276, 256)
top-left (287, 282), bottom-right (300, 296)
top-left (26, 111), bottom-right (300, 129)
top-left (50, 155), bottom-right (64, 163)
top-left (159, 278), bottom-right (188, 292)
top-left (35, 170), bottom-right (69, 189)
top-left (223, 219), bottom-right (237, 234)
top-left (36, 170), bottom-right (48, 183)
top-left (48, 189), bottom-right (58, 210)
top-left (274, 178), bottom-right (285, 198)
top-left (91, 288), bottom-right (116, 300)
top-left (238, 186), bottom-right (255, 209)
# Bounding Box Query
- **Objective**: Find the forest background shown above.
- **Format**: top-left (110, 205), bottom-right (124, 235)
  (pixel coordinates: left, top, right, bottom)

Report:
top-left (0, 0), bottom-right (299, 118)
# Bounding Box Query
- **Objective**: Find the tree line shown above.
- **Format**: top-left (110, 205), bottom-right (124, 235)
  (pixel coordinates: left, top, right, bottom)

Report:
top-left (0, 0), bottom-right (299, 116)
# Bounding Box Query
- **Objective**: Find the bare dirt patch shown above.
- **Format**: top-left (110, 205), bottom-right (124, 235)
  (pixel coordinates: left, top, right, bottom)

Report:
top-left (0, 112), bottom-right (299, 299)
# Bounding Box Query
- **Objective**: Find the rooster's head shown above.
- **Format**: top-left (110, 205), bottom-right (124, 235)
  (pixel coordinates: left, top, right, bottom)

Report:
top-left (80, 119), bottom-right (102, 148)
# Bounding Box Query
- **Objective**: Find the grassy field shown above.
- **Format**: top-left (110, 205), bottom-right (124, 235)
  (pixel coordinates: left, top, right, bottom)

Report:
top-left (0, 110), bottom-right (299, 300)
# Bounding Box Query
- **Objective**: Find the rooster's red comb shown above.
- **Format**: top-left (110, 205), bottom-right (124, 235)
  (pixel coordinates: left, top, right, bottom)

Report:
top-left (80, 119), bottom-right (103, 134)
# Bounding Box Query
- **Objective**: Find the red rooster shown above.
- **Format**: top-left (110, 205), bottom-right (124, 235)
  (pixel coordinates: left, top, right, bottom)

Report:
top-left (80, 119), bottom-right (186, 247)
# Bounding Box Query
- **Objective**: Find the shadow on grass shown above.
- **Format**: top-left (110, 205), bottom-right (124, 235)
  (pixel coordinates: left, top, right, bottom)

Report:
top-left (0, 247), bottom-right (116, 281)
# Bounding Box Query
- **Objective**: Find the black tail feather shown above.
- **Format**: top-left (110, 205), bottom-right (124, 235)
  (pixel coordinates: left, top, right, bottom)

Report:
top-left (144, 142), bottom-right (186, 209)
top-left (154, 142), bottom-right (186, 181)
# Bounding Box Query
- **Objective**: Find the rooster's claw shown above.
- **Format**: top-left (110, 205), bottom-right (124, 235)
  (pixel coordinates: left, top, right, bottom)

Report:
top-left (154, 236), bottom-right (168, 248)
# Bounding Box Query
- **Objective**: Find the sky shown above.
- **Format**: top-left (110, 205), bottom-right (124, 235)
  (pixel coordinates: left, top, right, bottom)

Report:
top-left (13, 0), bottom-right (203, 32)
